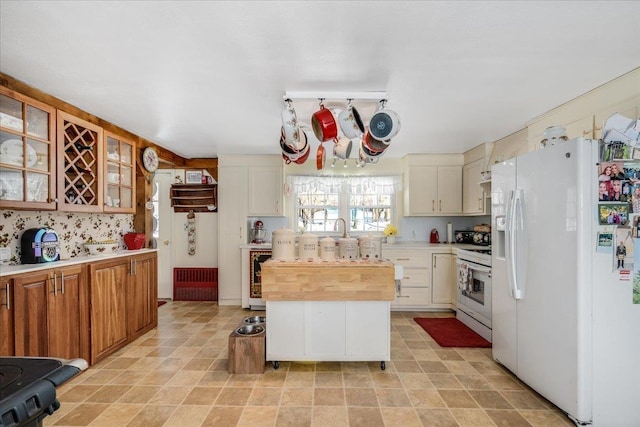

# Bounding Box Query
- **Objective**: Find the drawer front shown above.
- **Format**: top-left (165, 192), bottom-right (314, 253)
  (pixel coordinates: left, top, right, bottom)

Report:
top-left (384, 250), bottom-right (429, 267)
top-left (392, 286), bottom-right (430, 307)
top-left (399, 267), bottom-right (429, 287)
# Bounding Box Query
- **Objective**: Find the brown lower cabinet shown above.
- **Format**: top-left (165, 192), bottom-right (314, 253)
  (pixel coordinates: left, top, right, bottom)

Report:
top-left (88, 252), bottom-right (157, 364)
top-left (0, 251), bottom-right (157, 365)
top-left (0, 277), bottom-right (15, 356)
top-left (11, 264), bottom-right (88, 360)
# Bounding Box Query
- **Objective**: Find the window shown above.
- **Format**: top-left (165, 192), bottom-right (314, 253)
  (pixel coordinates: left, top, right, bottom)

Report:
top-left (290, 176), bottom-right (400, 235)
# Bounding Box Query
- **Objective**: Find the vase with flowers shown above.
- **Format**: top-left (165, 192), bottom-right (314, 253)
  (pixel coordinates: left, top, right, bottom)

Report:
top-left (384, 224), bottom-right (398, 244)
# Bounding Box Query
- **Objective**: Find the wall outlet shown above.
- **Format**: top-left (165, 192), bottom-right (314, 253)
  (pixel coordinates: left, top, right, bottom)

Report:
top-left (0, 247), bottom-right (11, 261)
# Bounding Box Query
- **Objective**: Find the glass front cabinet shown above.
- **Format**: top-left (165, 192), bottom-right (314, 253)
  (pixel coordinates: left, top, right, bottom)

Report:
top-left (104, 131), bottom-right (136, 213)
top-left (0, 88), bottom-right (57, 210)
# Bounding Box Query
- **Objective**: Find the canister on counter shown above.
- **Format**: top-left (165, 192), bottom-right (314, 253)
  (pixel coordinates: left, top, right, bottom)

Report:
top-left (319, 236), bottom-right (336, 261)
top-left (298, 232), bottom-right (318, 260)
top-left (271, 228), bottom-right (295, 260)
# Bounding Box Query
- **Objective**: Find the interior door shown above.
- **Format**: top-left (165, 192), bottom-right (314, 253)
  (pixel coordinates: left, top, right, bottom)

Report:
top-left (154, 171), bottom-right (173, 299)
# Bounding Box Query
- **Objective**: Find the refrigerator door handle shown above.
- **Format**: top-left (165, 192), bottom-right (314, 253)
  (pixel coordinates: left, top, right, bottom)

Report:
top-left (511, 188), bottom-right (524, 300)
top-left (506, 190), bottom-right (516, 298)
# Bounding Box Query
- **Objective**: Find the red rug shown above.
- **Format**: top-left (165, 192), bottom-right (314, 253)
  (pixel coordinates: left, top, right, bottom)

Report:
top-left (157, 300), bottom-right (167, 307)
top-left (414, 318), bottom-right (491, 348)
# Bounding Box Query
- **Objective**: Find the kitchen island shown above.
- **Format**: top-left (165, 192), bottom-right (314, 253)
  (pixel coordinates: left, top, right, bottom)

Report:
top-left (261, 259), bottom-right (395, 369)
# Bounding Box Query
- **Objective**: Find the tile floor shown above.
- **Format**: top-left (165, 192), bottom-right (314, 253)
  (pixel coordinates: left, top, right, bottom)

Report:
top-left (46, 302), bottom-right (574, 427)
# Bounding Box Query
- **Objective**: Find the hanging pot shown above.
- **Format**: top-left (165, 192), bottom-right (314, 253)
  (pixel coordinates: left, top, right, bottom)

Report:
top-left (369, 104), bottom-right (400, 142)
top-left (316, 142), bottom-right (326, 170)
top-left (359, 139), bottom-right (381, 163)
top-left (281, 129), bottom-right (309, 164)
top-left (292, 139), bottom-right (310, 165)
top-left (281, 100), bottom-right (300, 150)
top-left (362, 130), bottom-right (389, 154)
top-left (311, 103), bottom-right (338, 142)
top-left (338, 101), bottom-right (364, 139)
top-left (333, 137), bottom-right (353, 160)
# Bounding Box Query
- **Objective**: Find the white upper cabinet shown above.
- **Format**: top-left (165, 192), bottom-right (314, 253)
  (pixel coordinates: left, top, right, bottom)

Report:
top-left (463, 159), bottom-right (484, 215)
top-left (248, 165), bottom-right (283, 216)
top-left (403, 154), bottom-right (463, 216)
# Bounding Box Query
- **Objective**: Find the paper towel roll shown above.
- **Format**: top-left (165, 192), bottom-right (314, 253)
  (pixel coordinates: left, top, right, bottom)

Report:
top-left (447, 222), bottom-right (453, 244)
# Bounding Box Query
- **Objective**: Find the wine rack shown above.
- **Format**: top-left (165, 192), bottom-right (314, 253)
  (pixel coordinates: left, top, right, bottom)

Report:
top-left (57, 111), bottom-right (103, 212)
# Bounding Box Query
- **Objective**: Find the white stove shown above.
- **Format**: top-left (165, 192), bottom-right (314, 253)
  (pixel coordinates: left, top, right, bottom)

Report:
top-left (456, 248), bottom-right (491, 267)
top-left (456, 246), bottom-right (492, 342)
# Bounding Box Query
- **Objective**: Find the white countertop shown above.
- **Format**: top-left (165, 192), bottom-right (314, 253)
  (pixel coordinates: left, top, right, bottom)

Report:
top-left (0, 248), bottom-right (158, 277)
top-left (383, 241), bottom-right (481, 251)
top-left (240, 243), bottom-right (272, 249)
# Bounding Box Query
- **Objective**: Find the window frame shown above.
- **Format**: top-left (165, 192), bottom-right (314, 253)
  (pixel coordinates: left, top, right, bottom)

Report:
top-left (290, 175), bottom-right (398, 236)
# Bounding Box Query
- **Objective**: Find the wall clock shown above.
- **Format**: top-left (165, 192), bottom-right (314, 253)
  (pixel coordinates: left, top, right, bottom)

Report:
top-left (142, 147), bottom-right (159, 173)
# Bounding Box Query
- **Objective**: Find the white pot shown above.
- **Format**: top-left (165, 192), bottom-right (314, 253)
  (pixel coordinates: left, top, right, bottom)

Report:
top-left (281, 103), bottom-right (300, 150)
top-left (271, 228), bottom-right (296, 260)
top-left (298, 233), bottom-right (318, 260)
top-left (333, 137), bottom-right (353, 160)
top-left (338, 104), bottom-right (364, 139)
top-left (369, 108), bottom-right (400, 141)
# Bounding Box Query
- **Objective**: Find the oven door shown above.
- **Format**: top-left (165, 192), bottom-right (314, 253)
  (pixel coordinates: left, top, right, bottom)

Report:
top-left (249, 250), bottom-right (271, 309)
top-left (456, 259), bottom-right (492, 326)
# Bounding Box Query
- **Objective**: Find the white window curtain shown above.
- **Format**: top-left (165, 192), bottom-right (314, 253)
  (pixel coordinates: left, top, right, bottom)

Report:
top-left (287, 175), bottom-right (402, 195)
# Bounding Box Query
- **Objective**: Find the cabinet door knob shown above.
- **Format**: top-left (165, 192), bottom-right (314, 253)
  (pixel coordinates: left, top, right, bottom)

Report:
top-left (53, 273), bottom-right (57, 296)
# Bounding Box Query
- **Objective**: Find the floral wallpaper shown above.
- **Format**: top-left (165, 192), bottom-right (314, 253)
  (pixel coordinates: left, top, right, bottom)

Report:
top-left (0, 210), bottom-right (135, 264)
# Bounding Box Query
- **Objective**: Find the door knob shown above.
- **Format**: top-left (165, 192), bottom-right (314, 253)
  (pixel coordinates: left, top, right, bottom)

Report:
top-left (164, 240), bottom-right (170, 245)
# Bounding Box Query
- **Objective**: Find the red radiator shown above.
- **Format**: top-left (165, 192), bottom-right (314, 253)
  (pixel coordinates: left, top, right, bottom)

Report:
top-left (173, 267), bottom-right (218, 301)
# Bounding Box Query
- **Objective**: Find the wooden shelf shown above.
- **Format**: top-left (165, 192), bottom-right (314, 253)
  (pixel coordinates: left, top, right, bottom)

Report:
top-left (170, 184), bottom-right (217, 212)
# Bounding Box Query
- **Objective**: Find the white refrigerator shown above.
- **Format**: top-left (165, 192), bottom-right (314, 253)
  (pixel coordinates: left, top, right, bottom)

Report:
top-left (491, 138), bottom-right (640, 426)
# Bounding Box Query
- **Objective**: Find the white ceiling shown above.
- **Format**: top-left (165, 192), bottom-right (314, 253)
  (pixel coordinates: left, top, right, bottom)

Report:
top-left (1, 1), bottom-right (639, 159)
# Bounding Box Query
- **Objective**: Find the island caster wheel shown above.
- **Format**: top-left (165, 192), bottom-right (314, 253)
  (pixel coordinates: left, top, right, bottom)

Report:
top-left (381, 361), bottom-right (386, 370)
top-left (273, 361), bottom-right (280, 370)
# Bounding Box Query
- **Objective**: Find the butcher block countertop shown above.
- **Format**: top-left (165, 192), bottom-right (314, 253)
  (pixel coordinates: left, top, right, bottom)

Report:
top-left (261, 259), bottom-right (395, 302)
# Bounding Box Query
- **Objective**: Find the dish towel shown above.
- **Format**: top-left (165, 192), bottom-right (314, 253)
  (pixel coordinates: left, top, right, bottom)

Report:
top-left (457, 262), bottom-right (471, 291)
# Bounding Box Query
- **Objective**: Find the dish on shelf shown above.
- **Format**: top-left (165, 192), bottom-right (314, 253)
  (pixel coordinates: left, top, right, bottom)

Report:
top-left (0, 139), bottom-right (37, 167)
top-left (0, 170), bottom-right (23, 200)
top-left (84, 241), bottom-right (120, 255)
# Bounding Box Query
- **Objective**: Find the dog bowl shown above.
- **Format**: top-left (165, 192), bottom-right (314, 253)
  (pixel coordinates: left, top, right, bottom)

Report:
top-left (235, 325), bottom-right (265, 335)
top-left (243, 316), bottom-right (266, 325)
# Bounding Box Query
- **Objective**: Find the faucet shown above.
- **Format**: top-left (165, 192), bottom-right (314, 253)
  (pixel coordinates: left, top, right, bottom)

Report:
top-left (334, 218), bottom-right (347, 238)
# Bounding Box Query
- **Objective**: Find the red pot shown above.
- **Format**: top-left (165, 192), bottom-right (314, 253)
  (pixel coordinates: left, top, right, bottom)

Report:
top-left (124, 233), bottom-right (145, 250)
top-left (316, 143), bottom-right (325, 170)
top-left (311, 105), bottom-right (338, 142)
top-left (362, 131), bottom-right (389, 154)
top-left (293, 143), bottom-right (310, 165)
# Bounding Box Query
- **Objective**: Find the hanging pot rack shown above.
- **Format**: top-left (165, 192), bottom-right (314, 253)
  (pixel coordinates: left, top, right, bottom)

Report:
top-left (280, 91), bottom-right (397, 169)
top-left (283, 91), bottom-right (387, 101)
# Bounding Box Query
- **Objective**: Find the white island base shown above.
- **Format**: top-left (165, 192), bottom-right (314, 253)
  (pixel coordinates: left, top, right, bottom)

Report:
top-left (266, 300), bottom-right (390, 370)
